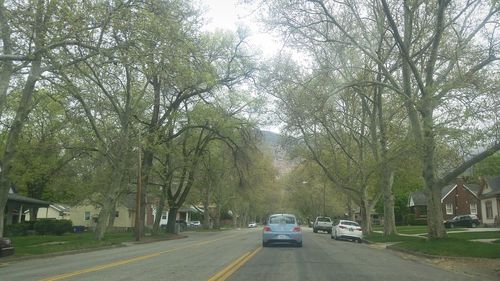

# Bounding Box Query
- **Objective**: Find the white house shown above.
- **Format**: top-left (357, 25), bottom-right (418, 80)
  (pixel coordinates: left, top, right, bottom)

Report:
top-left (478, 176), bottom-right (500, 226)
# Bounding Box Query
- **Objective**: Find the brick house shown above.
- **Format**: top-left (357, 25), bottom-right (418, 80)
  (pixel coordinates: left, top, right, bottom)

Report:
top-left (408, 178), bottom-right (481, 221)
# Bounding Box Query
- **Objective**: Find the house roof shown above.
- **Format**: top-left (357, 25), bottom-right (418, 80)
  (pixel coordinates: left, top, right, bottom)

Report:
top-left (7, 193), bottom-right (50, 207)
top-left (481, 176), bottom-right (500, 198)
top-left (408, 191), bottom-right (426, 207)
top-left (409, 182), bottom-right (480, 207)
top-left (50, 203), bottom-right (71, 213)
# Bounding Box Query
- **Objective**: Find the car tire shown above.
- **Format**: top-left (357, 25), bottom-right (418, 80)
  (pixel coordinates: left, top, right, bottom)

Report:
top-left (357, 238), bottom-right (362, 244)
top-left (328, 230), bottom-right (332, 234)
top-left (262, 241), bottom-right (268, 247)
top-left (313, 229), bottom-right (318, 233)
top-left (334, 232), bottom-right (339, 240)
top-left (331, 234), bottom-right (334, 239)
top-left (297, 242), bottom-right (303, 247)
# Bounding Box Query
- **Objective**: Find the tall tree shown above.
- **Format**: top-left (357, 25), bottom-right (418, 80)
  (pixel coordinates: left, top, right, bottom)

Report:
top-left (0, 0), bottom-right (110, 237)
top-left (258, 0), bottom-right (500, 238)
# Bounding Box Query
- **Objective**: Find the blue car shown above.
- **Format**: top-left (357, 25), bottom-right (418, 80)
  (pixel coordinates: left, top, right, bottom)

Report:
top-left (262, 214), bottom-right (303, 247)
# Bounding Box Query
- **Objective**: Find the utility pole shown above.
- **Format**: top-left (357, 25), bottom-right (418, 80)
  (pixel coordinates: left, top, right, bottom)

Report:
top-left (135, 147), bottom-right (142, 241)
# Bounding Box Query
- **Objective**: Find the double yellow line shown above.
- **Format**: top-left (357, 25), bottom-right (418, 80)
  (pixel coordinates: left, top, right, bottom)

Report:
top-left (39, 233), bottom-right (257, 281)
top-left (208, 247), bottom-right (261, 281)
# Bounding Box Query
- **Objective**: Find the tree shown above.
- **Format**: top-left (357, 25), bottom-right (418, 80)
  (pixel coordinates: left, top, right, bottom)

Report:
top-left (258, 0), bottom-right (500, 239)
top-left (0, 0), bottom-right (112, 237)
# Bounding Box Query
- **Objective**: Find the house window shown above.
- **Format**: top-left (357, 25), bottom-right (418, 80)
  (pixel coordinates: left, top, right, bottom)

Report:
top-left (470, 203), bottom-right (477, 215)
top-left (162, 212), bottom-right (167, 220)
top-left (115, 211), bottom-right (119, 218)
top-left (84, 211), bottom-right (91, 221)
top-left (486, 201), bottom-right (493, 219)
top-left (446, 203), bottom-right (453, 215)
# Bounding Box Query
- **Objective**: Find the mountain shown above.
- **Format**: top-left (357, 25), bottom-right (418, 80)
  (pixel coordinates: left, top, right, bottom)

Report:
top-left (260, 130), bottom-right (297, 176)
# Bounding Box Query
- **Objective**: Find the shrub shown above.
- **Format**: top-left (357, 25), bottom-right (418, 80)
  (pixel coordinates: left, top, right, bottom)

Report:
top-left (34, 219), bottom-right (73, 235)
top-left (405, 214), bottom-right (416, 225)
top-left (5, 223), bottom-right (30, 236)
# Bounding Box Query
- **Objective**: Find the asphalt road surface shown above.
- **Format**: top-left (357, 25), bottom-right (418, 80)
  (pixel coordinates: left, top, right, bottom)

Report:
top-left (0, 227), bottom-right (490, 281)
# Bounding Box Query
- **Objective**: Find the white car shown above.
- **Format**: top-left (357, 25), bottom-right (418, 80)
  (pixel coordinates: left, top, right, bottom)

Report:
top-left (248, 222), bottom-right (257, 228)
top-left (190, 221), bottom-right (201, 227)
top-left (331, 220), bottom-right (363, 243)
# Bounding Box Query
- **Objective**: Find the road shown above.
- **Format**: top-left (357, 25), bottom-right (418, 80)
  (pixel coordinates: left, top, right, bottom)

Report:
top-left (0, 227), bottom-right (490, 281)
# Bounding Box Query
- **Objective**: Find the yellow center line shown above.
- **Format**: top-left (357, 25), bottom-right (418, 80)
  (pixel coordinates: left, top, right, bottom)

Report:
top-left (38, 233), bottom-right (241, 281)
top-left (208, 246), bottom-right (262, 281)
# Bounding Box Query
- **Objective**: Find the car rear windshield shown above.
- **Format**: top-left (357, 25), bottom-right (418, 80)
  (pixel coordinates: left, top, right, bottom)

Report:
top-left (317, 217), bottom-right (331, 222)
top-left (269, 215), bottom-right (296, 224)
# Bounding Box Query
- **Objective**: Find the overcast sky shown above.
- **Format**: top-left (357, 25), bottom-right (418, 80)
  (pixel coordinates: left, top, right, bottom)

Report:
top-left (200, 0), bottom-right (280, 58)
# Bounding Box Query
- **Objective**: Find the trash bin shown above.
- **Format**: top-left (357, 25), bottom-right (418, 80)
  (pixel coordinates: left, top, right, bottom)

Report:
top-left (72, 226), bottom-right (85, 233)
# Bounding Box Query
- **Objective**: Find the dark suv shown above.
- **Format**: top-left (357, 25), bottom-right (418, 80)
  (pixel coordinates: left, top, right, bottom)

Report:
top-left (444, 214), bottom-right (480, 228)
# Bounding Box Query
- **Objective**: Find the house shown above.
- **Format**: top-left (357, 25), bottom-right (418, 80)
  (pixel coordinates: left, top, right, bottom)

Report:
top-left (71, 195), bottom-right (138, 231)
top-left (4, 187), bottom-right (50, 225)
top-left (25, 203), bottom-right (71, 220)
top-left (70, 194), bottom-right (198, 231)
top-left (408, 178), bottom-right (481, 221)
top-left (477, 176), bottom-right (500, 226)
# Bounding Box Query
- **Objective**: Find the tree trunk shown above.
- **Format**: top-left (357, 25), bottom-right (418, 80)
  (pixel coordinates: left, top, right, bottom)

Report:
top-left (152, 187), bottom-right (167, 234)
top-left (425, 185), bottom-right (446, 238)
top-left (382, 171), bottom-right (396, 235)
top-left (203, 186), bottom-right (211, 229)
top-left (166, 206), bottom-right (178, 234)
top-left (360, 192), bottom-right (372, 234)
top-left (214, 205), bottom-right (221, 230)
top-left (95, 198), bottom-right (115, 240)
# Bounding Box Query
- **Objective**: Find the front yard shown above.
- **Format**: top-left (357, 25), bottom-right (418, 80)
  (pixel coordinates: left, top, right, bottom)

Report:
top-left (366, 226), bottom-right (500, 258)
top-left (6, 232), bottom-right (176, 258)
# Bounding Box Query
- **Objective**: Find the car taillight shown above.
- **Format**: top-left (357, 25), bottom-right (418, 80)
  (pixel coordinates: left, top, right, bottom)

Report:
top-left (357, 227), bottom-right (362, 231)
top-left (339, 225), bottom-right (346, 229)
top-left (293, 226), bottom-right (301, 232)
top-left (264, 226), bottom-right (271, 232)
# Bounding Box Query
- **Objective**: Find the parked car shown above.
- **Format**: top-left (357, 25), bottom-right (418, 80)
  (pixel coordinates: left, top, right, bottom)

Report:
top-left (262, 214), bottom-right (302, 247)
top-left (444, 214), bottom-right (480, 228)
top-left (189, 220), bottom-right (201, 227)
top-left (331, 220), bottom-right (363, 243)
top-left (248, 222), bottom-right (257, 228)
top-left (313, 216), bottom-right (332, 233)
top-left (0, 237), bottom-right (14, 257)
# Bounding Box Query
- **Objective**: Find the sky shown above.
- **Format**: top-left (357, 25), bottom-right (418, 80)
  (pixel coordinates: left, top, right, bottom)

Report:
top-left (200, 0), bottom-right (283, 133)
top-left (200, 0), bottom-right (280, 58)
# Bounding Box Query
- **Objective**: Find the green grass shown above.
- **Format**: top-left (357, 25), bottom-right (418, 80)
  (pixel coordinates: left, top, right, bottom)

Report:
top-left (373, 225), bottom-right (467, 235)
top-left (365, 232), bottom-right (423, 243)
top-left (367, 230), bottom-right (500, 258)
top-left (392, 238), bottom-right (500, 258)
top-left (446, 231), bottom-right (500, 240)
top-left (10, 232), bottom-right (171, 257)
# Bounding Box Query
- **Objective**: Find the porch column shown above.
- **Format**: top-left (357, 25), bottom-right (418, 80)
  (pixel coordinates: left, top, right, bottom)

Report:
top-left (18, 205), bottom-right (23, 223)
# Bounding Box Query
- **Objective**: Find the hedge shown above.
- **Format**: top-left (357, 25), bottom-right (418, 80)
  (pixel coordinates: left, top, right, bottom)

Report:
top-left (34, 219), bottom-right (73, 235)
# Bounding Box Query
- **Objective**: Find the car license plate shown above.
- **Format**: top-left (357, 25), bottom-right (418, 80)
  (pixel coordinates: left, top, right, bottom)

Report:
top-left (277, 235), bottom-right (288, 239)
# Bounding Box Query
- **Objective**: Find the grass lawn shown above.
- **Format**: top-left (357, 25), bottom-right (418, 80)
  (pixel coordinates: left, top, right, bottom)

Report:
top-left (447, 231), bottom-right (500, 240)
top-left (10, 232), bottom-right (173, 257)
top-left (373, 225), bottom-right (465, 235)
top-left (392, 238), bottom-right (500, 258)
top-left (367, 230), bottom-right (500, 258)
top-left (365, 232), bottom-right (422, 243)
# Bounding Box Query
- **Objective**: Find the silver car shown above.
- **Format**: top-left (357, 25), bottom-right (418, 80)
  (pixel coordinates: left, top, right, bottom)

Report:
top-left (262, 214), bottom-right (303, 247)
top-left (331, 220), bottom-right (363, 243)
